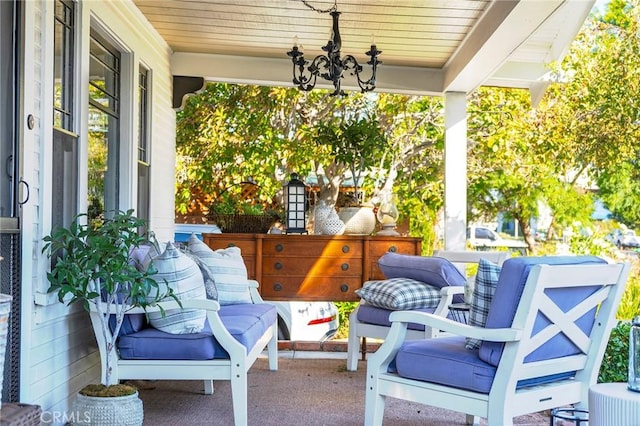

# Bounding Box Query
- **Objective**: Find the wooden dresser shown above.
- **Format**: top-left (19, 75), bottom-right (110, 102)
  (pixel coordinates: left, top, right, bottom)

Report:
top-left (202, 233), bottom-right (422, 301)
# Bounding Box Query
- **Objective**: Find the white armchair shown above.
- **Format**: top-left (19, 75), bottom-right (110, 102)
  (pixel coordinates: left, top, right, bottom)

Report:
top-left (346, 250), bottom-right (509, 371)
top-left (364, 256), bottom-right (629, 425)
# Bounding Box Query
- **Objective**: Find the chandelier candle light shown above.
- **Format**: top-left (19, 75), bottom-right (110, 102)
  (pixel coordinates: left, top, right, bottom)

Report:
top-left (287, 1), bottom-right (382, 96)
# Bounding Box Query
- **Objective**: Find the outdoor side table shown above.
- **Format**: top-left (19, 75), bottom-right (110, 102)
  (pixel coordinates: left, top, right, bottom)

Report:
top-left (589, 382), bottom-right (640, 426)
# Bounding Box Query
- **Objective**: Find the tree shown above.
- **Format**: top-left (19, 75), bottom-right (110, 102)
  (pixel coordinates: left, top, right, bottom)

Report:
top-left (176, 83), bottom-right (445, 250)
top-left (467, 86), bottom-right (594, 252)
top-left (536, 0), bottom-right (640, 228)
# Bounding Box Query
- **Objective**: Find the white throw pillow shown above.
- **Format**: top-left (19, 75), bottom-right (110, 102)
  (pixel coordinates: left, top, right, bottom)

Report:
top-left (146, 242), bottom-right (207, 334)
top-left (187, 234), bottom-right (252, 305)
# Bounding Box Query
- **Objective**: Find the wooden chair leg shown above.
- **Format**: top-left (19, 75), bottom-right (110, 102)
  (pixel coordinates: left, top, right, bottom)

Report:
top-left (361, 336), bottom-right (367, 361)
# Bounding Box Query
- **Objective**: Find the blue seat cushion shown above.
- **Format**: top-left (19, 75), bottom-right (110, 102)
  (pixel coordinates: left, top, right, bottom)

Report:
top-left (479, 256), bottom-right (606, 366)
top-left (356, 302), bottom-right (454, 332)
top-left (117, 303), bottom-right (276, 360)
top-left (394, 337), bottom-right (576, 394)
top-left (395, 337), bottom-right (496, 393)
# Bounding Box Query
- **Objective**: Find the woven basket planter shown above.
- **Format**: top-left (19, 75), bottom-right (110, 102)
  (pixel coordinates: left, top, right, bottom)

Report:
top-left (71, 391), bottom-right (143, 426)
top-left (209, 213), bottom-right (276, 233)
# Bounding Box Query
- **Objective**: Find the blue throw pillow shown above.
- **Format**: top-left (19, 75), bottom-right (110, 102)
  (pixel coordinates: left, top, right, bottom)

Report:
top-left (378, 253), bottom-right (467, 290)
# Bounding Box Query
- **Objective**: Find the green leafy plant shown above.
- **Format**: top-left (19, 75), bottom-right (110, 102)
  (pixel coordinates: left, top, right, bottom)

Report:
top-left (598, 321), bottom-right (631, 383)
top-left (42, 209), bottom-right (175, 393)
top-left (334, 302), bottom-right (359, 339)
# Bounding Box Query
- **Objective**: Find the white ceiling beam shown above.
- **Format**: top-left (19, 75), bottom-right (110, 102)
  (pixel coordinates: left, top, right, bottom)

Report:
top-left (171, 52), bottom-right (444, 95)
top-left (443, 0), bottom-right (565, 93)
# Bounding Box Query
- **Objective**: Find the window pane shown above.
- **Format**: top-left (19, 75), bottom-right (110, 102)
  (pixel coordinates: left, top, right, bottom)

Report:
top-left (88, 31), bottom-right (120, 220)
top-left (53, 0), bottom-right (74, 131)
top-left (52, 129), bottom-right (78, 229)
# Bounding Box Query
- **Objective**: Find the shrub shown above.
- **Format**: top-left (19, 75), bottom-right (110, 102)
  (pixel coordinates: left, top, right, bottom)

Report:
top-left (598, 321), bottom-right (631, 383)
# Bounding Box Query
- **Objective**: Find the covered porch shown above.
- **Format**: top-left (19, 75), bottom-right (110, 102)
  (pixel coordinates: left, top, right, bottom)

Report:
top-left (4, 0), bottom-right (598, 423)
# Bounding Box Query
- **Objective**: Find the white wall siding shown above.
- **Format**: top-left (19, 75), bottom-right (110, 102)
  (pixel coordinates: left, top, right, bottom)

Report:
top-left (23, 1), bottom-right (175, 422)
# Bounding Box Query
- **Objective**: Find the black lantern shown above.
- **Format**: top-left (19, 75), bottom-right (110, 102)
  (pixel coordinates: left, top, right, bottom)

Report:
top-left (284, 173), bottom-right (308, 234)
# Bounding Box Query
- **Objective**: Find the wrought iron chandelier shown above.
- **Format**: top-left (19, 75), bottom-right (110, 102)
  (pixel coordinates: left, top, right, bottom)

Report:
top-left (287, 1), bottom-right (382, 96)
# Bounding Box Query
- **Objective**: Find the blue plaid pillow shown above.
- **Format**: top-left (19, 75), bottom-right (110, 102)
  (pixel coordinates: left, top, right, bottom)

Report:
top-left (465, 258), bottom-right (502, 350)
top-left (355, 277), bottom-right (441, 310)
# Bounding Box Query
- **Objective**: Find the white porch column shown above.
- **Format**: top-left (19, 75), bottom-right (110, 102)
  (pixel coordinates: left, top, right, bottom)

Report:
top-left (444, 92), bottom-right (467, 251)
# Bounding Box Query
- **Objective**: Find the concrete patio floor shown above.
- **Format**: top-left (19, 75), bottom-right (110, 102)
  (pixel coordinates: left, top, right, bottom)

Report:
top-left (135, 344), bottom-right (553, 426)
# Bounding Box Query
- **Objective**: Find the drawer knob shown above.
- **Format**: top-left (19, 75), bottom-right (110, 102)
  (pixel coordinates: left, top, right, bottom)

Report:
top-left (275, 261), bottom-right (283, 270)
top-left (342, 245), bottom-right (350, 253)
top-left (275, 244), bottom-right (284, 252)
top-left (274, 283), bottom-right (283, 292)
top-left (340, 284), bottom-right (349, 292)
top-left (341, 263), bottom-right (349, 271)
top-left (227, 243), bottom-right (236, 247)
top-left (388, 245), bottom-right (397, 252)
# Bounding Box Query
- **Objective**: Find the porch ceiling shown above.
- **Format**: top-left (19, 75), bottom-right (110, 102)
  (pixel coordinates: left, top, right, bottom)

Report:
top-left (134, 0), bottom-right (594, 96)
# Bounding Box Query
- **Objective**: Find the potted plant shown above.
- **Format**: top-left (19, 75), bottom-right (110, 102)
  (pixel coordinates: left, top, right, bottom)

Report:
top-left (313, 115), bottom-right (387, 234)
top-left (42, 209), bottom-right (174, 426)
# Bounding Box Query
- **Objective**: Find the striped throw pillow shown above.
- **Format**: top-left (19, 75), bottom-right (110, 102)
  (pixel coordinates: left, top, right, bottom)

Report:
top-left (146, 242), bottom-right (207, 334)
top-left (187, 234), bottom-right (252, 305)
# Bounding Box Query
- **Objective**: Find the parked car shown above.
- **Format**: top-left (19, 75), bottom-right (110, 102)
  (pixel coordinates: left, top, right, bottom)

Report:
top-left (607, 229), bottom-right (640, 249)
top-left (467, 225), bottom-right (528, 251)
top-left (174, 223), bottom-right (339, 341)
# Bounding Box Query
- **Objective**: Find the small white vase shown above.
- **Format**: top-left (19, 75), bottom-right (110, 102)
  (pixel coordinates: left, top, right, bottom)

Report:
top-left (313, 201), bottom-right (334, 235)
top-left (321, 210), bottom-right (345, 235)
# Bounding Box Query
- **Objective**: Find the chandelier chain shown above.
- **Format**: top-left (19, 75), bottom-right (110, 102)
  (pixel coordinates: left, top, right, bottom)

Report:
top-left (299, 0), bottom-right (337, 14)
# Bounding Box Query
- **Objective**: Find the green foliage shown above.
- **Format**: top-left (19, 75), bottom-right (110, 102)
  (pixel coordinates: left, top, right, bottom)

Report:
top-left (313, 114), bottom-right (387, 204)
top-left (42, 210), bottom-right (175, 386)
top-left (597, 163), bottom-right (640, 228)
top-left (599, 321), bottom-right (631, 383)
top-left (334, 302), bottom-right (359, 339)
top-left (617, 264), bottom-right (640, 321)
top-left (175, 82), bottom-right (445, 244)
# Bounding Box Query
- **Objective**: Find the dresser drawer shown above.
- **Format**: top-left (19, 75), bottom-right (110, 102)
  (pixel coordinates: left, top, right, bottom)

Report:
top-left (203, 238), bottom-right (257, 255)
top-left (262, 256), bottom-right (362, 276)
top-left (261, 276), bottom-right (362, 301)
top-left (368, 239), bottom-right (420, 258)
top-left (262, 239), bottom-right (363, 257)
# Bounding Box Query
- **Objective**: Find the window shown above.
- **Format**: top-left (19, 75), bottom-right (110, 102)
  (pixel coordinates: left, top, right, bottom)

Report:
top-left (52, 0), bottom-right (77, 229)
top-left (88, 30), bottom-right (120, 219)
top-left (137, 66), bottom-right (150, 230)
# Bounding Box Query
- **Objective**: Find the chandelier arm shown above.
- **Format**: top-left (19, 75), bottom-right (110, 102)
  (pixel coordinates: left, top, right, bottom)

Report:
top-left (342, 55), bottom-right (376, 92)
top-left (287, 3), bottom-right (380, 95)
top-left (290, 55), bottom-right (320, 91)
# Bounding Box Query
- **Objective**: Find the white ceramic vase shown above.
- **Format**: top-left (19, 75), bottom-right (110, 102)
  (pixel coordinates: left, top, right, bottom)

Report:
top-left (321, 209), bottom-right (345, 235)
top-left (313, 201), bottom-right (334, 235)
top-left (338, 206), bottom-right (376, 235)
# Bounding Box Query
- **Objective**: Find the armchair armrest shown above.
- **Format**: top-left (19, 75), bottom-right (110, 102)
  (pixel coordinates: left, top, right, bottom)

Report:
top-left (247, 279), bottom-right (265, 303)
top-left (389, 310), bottom-right (522, 343)
top-left (432, 286), bottom-right (464, 318)
top-left (368, 310), bottom-right (522, 373)
top-left (91, 298), bottom-right (221, 315)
